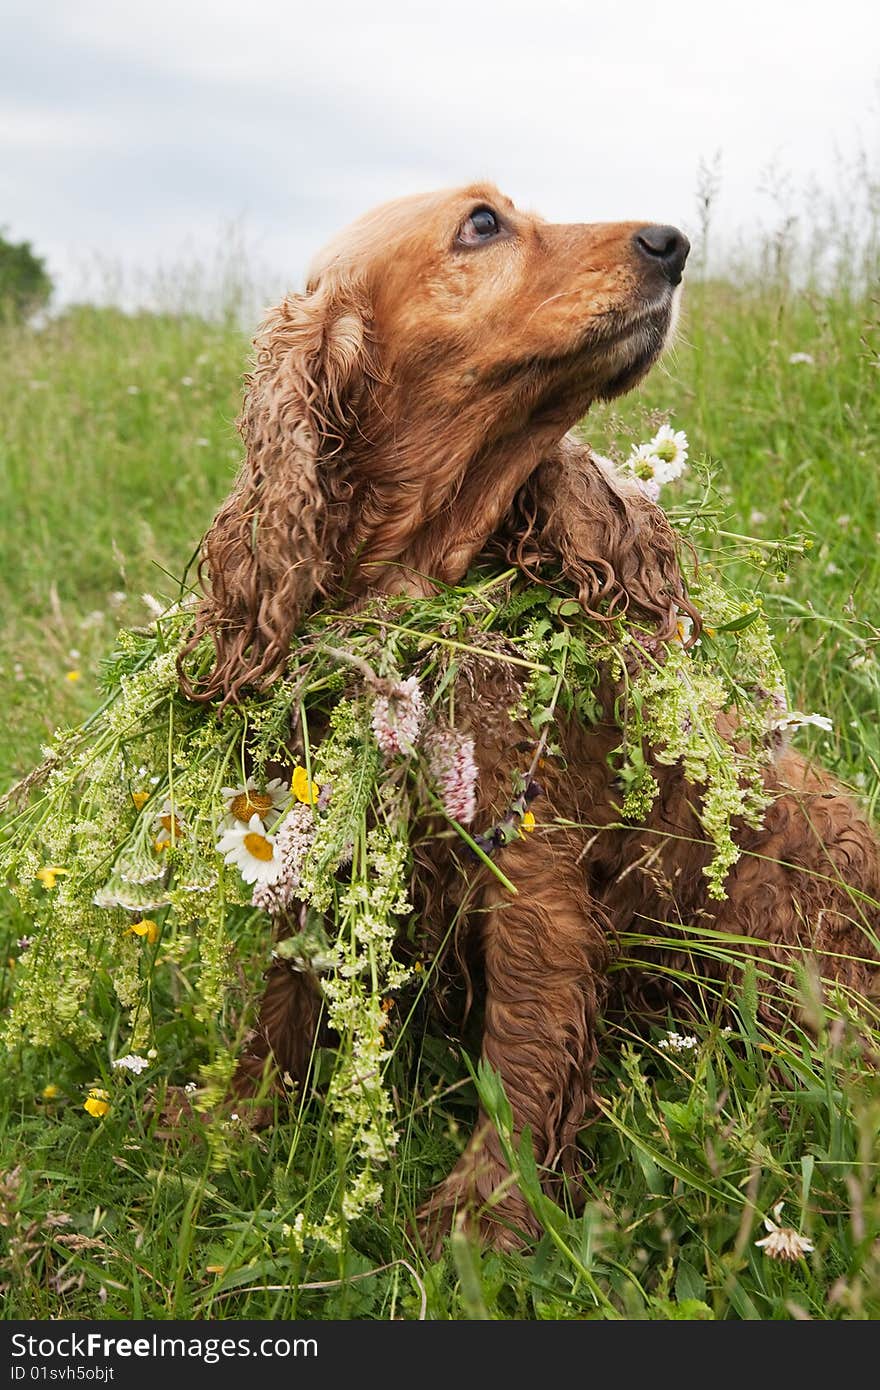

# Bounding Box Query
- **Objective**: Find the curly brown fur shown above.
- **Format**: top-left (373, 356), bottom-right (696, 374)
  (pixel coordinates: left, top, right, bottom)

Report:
top-left (183, 183), bottom-right (880, 1251)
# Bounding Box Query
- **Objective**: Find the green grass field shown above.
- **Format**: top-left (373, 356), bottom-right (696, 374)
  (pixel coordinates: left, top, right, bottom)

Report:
top-left (1, 262), bottom-right (879, 1320)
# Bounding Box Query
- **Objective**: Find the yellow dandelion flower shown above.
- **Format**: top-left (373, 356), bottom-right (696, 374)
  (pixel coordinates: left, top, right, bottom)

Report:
top-left (127, 918), bottom-right (159, 945)
top-left (65, 670), bottom-right (81, 683)
top-left (42, 1084), bottom-right (60, 1100)
top-left (83, 1088), bottom-right (110, 1119)
top-left (131, 790), bottom-right (150, 811)
top-left (291, 765), bottom-right (320, 805)
top-left (35, 865), bottom-right (67, 890)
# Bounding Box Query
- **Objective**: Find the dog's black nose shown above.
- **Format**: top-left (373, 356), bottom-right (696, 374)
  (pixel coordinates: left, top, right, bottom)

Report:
top-left (633, 225), bottom-right (690, 285)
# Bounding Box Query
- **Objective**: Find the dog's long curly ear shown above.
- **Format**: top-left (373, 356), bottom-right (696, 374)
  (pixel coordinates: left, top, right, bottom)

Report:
top-left (500, 439), bottom-right (700, 639)
top-left (179, 285), bottom-right (371, 703)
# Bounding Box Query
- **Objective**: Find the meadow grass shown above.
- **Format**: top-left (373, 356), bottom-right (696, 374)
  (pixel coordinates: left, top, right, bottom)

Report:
top-left (0, 261), bottom-right (878, 1320)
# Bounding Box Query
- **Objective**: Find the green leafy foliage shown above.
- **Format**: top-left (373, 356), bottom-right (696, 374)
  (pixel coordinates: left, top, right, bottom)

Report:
top-left (0, 230), bottom-right (52, 321)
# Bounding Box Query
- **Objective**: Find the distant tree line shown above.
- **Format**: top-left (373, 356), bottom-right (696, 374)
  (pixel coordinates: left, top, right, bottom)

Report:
top-left (0, 230), bottom-right (52, 320)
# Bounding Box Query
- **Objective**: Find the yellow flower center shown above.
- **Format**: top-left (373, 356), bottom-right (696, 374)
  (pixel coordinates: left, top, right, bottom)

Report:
top-left (230, 790), bottom-right (274, 823)
top-left (159, 813), bottom-right (183, 836)
top-left (243, 831), bottom-right (275, 861)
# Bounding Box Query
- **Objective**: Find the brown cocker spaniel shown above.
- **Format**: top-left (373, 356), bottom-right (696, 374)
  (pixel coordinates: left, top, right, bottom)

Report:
top-left (182, 184), bottom-right (880, 1250)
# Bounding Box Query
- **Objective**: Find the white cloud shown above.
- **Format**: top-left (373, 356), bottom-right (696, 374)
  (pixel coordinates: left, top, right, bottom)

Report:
top-left (2, 0), bottom-right (877, 308)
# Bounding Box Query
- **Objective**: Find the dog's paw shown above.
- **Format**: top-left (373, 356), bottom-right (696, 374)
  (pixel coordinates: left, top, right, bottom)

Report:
top-left (415, 1144), bottom-right (542, 1257)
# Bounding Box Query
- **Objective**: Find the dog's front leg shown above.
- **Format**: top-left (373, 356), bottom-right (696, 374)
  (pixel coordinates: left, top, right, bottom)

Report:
top-left (418, 836), bottom-right (612, 1253)
top-left (230, 950), bottom-right (325, 1126)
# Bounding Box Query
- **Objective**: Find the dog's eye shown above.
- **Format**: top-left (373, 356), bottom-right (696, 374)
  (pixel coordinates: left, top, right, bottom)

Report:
top-left (457, 207), bottom-right (502, 247)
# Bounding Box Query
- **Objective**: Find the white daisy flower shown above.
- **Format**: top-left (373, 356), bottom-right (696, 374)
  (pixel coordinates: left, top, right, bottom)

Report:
top-left (621, 444), bottom-right (664, 501)
top-left (151, 798), bottom-right (186, 851)
top-left (648, 425), bottom-right (689, 482)
top-left (216, 813), bottom-right (281, 886)
top-left (220, 776), bottom-right (288, 830)
top-left (112, 1054), bottom-right (150, 1075)
top-left (754, 1202), bottom-right (814, 1261)
top-left (628, 442), bottom-right (661, 479)
top-left (788, 352), bottom-right (815, 366)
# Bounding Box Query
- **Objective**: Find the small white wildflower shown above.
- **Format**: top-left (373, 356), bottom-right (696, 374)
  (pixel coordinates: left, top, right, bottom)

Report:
top-left (755, 1202), bottom-right (814, 1261)
top-left (180, 376), bottom-right (194, 387)
top-left (195, 437), bottom-right (210, 447)
top-left (16, 936), bottom-right (34, 952)
top-left (108, 590), bottom-right (127, 609)
top-left (151, 797), bottom-right (186, 850)
top-left (221, 776), bottom-right (288, 831)
top-left (371, 676), bottom-right (425, 757)
top-left (622, 444), bottom-right (664, 500)
top-left (112, 1054), bottom-right (149, 1074)
top-left (184, 1081), bottom-right (197, 1094)
top-left (126, 385), bottom-right (140, 395)
top-left (628, 442), bottom-right (661, 479)
top-left (217, 813), bottom-right (281, 886)
top-left (787, 352), bottom-right (814, 365)
top-left (749, 509), bottom-right (767, 526)
top-left (648, 424), bottom-right (689, 482)
top-left (658, 1031), bottom-right (699, 1053)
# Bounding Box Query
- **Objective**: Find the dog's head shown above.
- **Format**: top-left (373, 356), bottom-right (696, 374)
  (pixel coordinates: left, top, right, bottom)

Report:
top-left (184, 184), bottom-right (689, 701)
top-left (308, 181), bottom-right (687, 417)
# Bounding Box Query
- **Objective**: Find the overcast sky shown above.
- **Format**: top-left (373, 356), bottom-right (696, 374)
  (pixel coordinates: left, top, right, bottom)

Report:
top-left (2, 0), bottom-right (878, 311)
